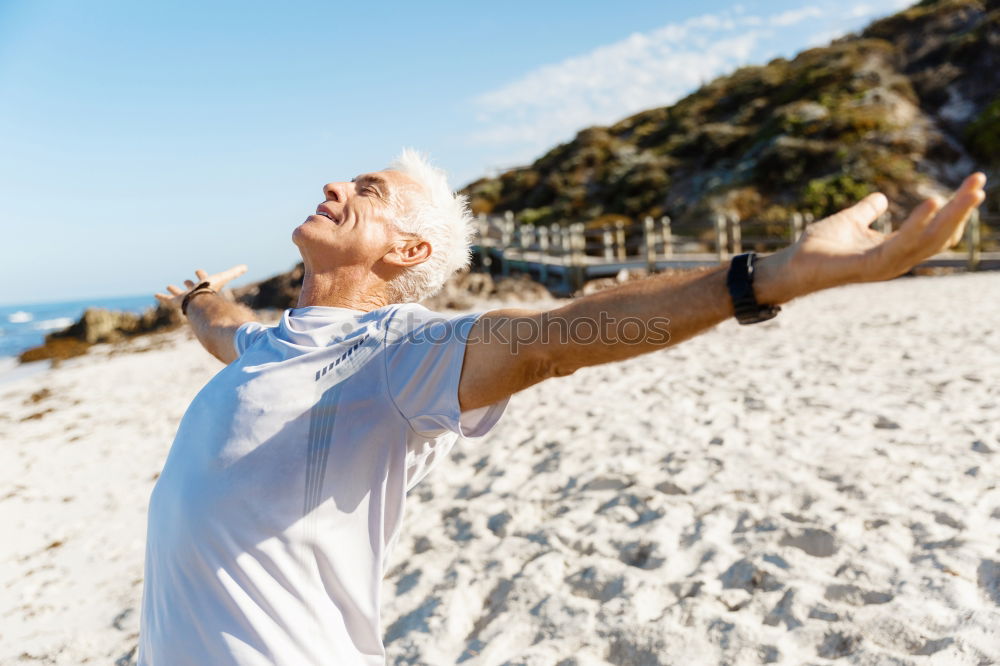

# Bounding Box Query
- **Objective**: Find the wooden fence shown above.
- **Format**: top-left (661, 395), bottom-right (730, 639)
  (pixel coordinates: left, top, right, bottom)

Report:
top-left (472, 210), bottom-right (999, 295)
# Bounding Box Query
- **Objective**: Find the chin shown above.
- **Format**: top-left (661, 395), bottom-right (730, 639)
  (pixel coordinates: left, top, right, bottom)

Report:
top-left (291, 221), bottom-right (319, 247)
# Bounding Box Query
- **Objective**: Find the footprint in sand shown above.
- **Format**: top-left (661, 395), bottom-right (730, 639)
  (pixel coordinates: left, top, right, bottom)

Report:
top-left (779, 527), bottom-right (838, 557)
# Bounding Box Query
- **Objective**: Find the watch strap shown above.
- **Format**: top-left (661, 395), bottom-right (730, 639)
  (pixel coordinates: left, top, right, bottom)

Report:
top-left (726, 252), bottom-right (781, 325)
top-left (181, 281), bottom-right (216, 316)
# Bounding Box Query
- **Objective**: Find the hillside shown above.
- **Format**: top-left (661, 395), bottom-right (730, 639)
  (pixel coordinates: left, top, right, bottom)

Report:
top-left (461, 0), bottom-right (1000, 240)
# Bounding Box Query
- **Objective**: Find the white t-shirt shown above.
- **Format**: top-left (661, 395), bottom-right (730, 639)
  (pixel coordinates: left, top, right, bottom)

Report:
top-left (138, 303), bottom-right (508, 665)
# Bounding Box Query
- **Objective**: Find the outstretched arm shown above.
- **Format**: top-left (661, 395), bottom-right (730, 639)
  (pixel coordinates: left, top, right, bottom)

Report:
top-left (458, 173), bottom-right (987, 411)
top-left (155, 265), bottom-right (255, 364)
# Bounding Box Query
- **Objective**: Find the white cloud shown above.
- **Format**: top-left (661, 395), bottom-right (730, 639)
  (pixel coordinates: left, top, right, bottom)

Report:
top-left (465, 1), bottom-right (907, 168)
top-left (848, 3), bottom-right (876, 18)
top-left (846, 0), bottom-right (911, 18)
top-left (805, 28), bottom-right (843, 48)
top-left (469, 10), bottom-right (766, 159)
top-left (769, 6), bottom-right (825, 27)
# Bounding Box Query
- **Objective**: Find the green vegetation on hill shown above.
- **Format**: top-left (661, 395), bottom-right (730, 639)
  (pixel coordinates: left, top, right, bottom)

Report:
top-left (462, 0), bottom-right (1000, 237)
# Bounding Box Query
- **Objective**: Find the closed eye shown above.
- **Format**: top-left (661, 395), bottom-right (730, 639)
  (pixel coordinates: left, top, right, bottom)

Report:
top-left (352, 175), bottom-right (389, 202)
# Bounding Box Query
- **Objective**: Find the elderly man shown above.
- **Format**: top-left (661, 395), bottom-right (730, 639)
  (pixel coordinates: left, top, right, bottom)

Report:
top-left (143, 148), bottom-right (986, 665)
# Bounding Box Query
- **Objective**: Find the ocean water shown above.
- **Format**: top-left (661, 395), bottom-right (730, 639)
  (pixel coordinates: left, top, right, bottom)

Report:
top-left (0, 294), bottom-right (159, 362)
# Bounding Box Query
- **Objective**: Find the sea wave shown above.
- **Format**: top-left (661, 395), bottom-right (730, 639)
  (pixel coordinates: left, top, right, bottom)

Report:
top-left (33, 317), bottom-right (75, 332)
top-left (7, 311), bottom-right (32, 324)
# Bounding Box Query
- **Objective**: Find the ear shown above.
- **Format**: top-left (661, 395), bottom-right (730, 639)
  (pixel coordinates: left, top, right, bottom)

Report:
top-left (382, 238), bottom-right (432, 268)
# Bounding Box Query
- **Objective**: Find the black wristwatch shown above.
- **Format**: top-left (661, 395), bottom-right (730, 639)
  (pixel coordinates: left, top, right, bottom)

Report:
top-left (726, 252), bottom-right (781, 325)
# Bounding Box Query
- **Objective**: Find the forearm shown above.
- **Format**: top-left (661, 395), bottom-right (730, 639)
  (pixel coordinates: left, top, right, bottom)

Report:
top-left (185, 292), bottom-right (257, 364)
top-left (543, 247), bottom-right (804, 375)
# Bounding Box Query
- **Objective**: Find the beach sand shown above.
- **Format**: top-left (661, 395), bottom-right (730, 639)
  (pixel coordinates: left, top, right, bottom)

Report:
top-left (1, 272), bottom-right (998, 665)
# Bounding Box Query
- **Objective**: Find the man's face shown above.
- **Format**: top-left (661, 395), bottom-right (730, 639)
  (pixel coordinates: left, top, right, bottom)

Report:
top-left (292, 169), bottom-right (423, 272)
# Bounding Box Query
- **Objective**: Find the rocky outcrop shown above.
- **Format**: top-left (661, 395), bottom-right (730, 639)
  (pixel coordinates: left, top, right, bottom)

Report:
top-left (19, 305), bottom-right (184, 363)
top-left (230, 263), bottom-right (305, 310)
top-left (462, 0), bottom-right (999, 236)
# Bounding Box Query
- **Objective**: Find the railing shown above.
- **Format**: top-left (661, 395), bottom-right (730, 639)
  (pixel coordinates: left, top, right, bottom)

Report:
top-left (472, 209), bottom-right (998, 294)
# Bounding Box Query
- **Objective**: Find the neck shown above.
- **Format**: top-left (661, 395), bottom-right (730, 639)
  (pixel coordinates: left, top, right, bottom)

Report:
top-left (296, 267), bottom-right (387, 312)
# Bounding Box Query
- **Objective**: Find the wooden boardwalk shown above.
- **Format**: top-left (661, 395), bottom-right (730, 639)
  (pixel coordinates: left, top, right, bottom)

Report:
top-left (472, 210), bottom-right (998, 295)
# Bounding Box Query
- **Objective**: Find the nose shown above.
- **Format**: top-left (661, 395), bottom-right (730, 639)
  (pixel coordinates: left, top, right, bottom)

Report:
top-left (323, 181), bottom-right (349, 203)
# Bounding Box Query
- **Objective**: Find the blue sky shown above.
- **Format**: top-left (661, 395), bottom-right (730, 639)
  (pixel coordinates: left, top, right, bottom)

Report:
top-left (0, 0), bottom-right (911, 305)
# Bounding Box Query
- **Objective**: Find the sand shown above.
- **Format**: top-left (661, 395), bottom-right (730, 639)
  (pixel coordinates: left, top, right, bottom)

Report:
top-left (1, 272), bottom-right (998, 665)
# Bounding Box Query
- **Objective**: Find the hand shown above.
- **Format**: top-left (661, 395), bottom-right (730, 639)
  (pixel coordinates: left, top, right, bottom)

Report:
top-left (782, 173), bottom-right (986, 295)
top-left (154, 265), bottom-right (249, 309)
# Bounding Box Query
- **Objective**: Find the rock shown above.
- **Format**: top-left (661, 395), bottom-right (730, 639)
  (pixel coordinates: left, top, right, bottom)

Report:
top-left (19, 304), bottom-right (183, 363)
top-left (66, 308), bottom-right (141, 344)
top-left (19, 337), bottom-right (90, 363)
top-left (232, 263), bottom-right (304, 310)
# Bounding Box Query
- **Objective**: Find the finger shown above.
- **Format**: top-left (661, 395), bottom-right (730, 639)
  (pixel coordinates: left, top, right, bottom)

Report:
top-left (154, 293), bottom-right (174, 304)
top-left (831, 192), bottom-right (889, 230)
top-left (947, 192), bottom-right (986, 248)
top-left (195, 269), bottom-right (208, 281)
top-left (183, 279), bottom-right (195, 288)
top-left (166, 284), bottom-right (184, 295)
top-left (895, 181), bottom-right (984, 262)
top-left (901, 197), bottom-right (942, 235)
top-left (946, 212), bottom-right (971, 249)
top-left (963, 171), bottom-right (987, 191)
top-left (928, 187), bottom-right (985, 250)
top-left (211, 264), bottom-right (249, 286)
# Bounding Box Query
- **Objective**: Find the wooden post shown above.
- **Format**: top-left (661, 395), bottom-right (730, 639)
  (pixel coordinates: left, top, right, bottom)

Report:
top-left (728, 214), bottom-right (742, 255)
top-left (967, 208), bottom-right (981, 271)
top-left (643, 216), bottom-right (656, 273)
top-left (538, 226), bottom-right (549, 283)
top-left (476, 213), bottom-right (487, 241)
top-left (538, 225), bottom-right (549, 252)
top-left (549, 223), bottom-right (561, 255)
top-left (602, 228), bottom-right (614, 261)
top-left (520, 223), bottom-right (531, 250)
top-left (715, 213), bottom-right (727, 262)
top-left (791, 212), bottom-right (807, 242)
top-left (803, 212), bottom-right (815, 238)
top-left (476, 213), bottom-right (492, 271)
top-left (614, 221), bottom-right (627, 261)
top-left (560, 226), bottom-right (572, 266)
top-left (568, 223), bottom-right (587, 292)
top-left (878, 213), bottom-right (891, 236)
top-left (501, 211), bottom-right (513, 247)
top-left (573, 223), bottom-right (587, 264)
top-left (661, 216), bottom-right (673, 258)
top-left (501, 211), bottom-right (514, 276)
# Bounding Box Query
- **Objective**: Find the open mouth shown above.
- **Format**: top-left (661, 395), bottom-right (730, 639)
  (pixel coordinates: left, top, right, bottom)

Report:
top-left (315, 211), bottom-right (335, 221)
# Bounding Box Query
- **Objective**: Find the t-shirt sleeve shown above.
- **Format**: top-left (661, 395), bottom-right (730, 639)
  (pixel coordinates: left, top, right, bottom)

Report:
top-left (233, 320), bottom-right (272, 357)
top-left (384, 307), bottom-right (509, 438)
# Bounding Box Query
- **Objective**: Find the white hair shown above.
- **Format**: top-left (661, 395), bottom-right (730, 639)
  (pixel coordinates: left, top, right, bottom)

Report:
top-left (385, 148), bottom-right (476, 303)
